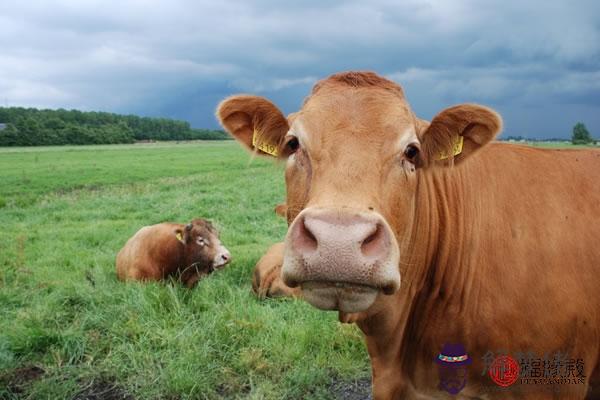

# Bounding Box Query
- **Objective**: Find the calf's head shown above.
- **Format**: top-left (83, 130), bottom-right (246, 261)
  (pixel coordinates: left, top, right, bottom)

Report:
top-left (218, 71), bottom-right (501, 313)
top-left (175, 218), bottom-right (231, 273)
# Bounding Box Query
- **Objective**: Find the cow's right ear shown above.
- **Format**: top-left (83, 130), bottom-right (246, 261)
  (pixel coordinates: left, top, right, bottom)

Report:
top-left (216, 95), bottom-right (289, 157)
top-left (174, 229), bottom-right (186, 245)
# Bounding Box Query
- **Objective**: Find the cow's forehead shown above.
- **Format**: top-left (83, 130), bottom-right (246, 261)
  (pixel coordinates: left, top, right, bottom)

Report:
top-left (291, 86), bottom-right (417, 149)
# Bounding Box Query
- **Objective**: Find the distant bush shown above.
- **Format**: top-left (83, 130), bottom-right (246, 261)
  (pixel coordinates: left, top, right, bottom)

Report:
top-left (0, 107), bottom-right (229, 146)
top-left (572, 122), bottom-right (594, 145)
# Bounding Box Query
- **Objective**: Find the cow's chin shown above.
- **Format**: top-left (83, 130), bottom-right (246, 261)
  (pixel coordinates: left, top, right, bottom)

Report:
top-left (300, 281), bottom-right (379, 313)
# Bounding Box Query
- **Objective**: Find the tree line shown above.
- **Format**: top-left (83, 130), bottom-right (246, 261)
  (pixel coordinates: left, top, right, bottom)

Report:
top-left (498, 122), bottom-right (596, 145)
top-left (0, 107), bottom-right (229, 146)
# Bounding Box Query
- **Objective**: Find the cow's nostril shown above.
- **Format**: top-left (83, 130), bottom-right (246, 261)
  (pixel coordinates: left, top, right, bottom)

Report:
top-left (381, 281), bottom-right (397, 295)
top-left (361, 223), bottom-right (385, 258)
top-left (293, 216), bottom-right (318, 253)
top-left (222, 254), bottom-right (229, 261)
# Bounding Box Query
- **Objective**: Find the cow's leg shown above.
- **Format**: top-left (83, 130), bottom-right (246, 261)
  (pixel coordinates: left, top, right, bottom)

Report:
top-left (130, 265), bottom-right (163, 281)
top-left (180, 268), bottom-right (209, 288)
top-left (182, 273), bottom-right (201, 288)
top-left (370, 356), bottom-right (409, 400)
top-left (252, 242), bottom-right (301, 299)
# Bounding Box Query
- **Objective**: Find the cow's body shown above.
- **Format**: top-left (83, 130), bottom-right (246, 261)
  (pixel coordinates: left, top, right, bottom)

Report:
top-left (360, 143), bottom-right (600, 399)
top-left (116, 219), bottom-right (230, 288)
top-left (218, 71), bottom-right (600, 399)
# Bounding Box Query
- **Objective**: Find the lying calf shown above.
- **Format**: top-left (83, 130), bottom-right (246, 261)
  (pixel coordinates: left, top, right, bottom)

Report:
top-left (116, 218), bottom-right (231, 288)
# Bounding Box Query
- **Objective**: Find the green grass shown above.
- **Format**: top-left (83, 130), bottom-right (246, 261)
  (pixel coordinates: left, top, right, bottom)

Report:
top-left (510, 140), bottom-right (599, 149)
top-left (0, 142), bottom-right (368, 399)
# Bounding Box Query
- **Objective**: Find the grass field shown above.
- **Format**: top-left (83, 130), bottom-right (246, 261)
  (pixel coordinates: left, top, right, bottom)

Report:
top-left (0, 142), bottom-right (369, 399)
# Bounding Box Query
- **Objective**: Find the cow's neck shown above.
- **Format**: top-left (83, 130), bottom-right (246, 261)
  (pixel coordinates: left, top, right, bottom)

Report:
top-left (358, 163), bottom-right (480, 395)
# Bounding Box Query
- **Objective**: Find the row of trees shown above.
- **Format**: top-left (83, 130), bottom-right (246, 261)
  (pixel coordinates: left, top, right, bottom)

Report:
top-left (0, 107), bottom-right (229, 146)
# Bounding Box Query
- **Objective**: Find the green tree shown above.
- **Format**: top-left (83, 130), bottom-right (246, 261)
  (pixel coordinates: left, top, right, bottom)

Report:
top-left (0, 124), bottom-right (21, 146)
top-left (572, 122), bottom-right (594, 145)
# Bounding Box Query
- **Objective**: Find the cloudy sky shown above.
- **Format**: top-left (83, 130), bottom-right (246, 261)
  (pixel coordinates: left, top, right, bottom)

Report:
top-left (1, 0), bottom-right (598, 138)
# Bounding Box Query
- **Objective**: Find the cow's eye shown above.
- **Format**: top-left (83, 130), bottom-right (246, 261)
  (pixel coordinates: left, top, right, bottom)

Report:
top-left (286, 137), bottom-right (300, 153)
top-left (404, 144), bottom-right (420, 161)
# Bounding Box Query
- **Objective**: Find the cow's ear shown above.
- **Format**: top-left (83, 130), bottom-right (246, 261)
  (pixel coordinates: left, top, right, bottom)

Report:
top-left (419, 104), bottom-right (502, 167)
top-left (216, 95), bottom-right (289, 157)
top-left (174, 229), bottom-right (185, 245)
top-left (274, 203), bottom-right (287, 218)
top-left (415, 118), bottom-right (430, 136)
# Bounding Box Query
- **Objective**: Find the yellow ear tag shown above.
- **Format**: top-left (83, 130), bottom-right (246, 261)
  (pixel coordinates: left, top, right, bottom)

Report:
top-left (176, 232), bottom-right (183, 242)
top-left (252, 129), bottom-right (279, 156)
top-left (438, 136), bottom-right (464, 160)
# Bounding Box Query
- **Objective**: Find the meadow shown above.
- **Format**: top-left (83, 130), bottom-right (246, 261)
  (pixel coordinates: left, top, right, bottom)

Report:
top-left (0, 142), bottom-right (369, 399)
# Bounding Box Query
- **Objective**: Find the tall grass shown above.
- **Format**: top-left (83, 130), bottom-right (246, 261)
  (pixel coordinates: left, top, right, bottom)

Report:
top-left (0, 142), bottom-right (369, 399)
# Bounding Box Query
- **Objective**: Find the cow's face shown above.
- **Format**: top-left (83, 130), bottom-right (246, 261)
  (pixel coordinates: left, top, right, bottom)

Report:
top-left (218, 72), bottom-right (501, 313)
top-left (176, 219), bottom-right (231, 272)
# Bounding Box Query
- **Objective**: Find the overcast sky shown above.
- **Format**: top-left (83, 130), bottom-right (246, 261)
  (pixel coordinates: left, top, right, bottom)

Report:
top-left (1, 0), bottom-right (598, 138)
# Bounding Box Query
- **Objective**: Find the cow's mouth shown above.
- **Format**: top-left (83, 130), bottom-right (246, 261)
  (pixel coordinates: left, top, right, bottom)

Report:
top-left (300, 281), bottom-right (379, 313)
top-left (212, 261), bottom-right (228, 270)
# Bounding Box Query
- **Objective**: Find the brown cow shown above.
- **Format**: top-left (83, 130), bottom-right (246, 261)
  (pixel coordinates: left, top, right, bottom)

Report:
top-left (218, 71), bottom-right (600, 399)
top-left (116, 219), bottom-right (231, 288)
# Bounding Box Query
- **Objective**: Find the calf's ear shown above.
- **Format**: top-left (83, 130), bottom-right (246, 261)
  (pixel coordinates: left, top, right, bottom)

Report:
top-left (216, 95), bottom-right (289, 157)
top-left (174, 229), bottom-right (185, 245)
top-left (419, 104), bottom-right (502, 167)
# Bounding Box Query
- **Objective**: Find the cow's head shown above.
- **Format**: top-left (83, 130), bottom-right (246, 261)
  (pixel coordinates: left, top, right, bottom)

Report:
top-left (217, 71), bottom-right (501, 313)
top-left (175, 218), bottom-right (231, 273)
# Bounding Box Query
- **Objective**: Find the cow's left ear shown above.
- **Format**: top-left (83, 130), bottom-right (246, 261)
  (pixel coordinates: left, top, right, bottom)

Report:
top-left (216, 95), bottom-right (289, 157)
top-left (274, 203), bottom-right (287, 218)
top-left (419, 104), bottom-right (502, 167)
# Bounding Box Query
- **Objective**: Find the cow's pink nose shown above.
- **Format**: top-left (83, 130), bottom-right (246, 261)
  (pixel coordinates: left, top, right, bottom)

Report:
top-left (283, 208), bottom-right (400, 295)
top-left (214, 247), bottom-right (231, 268)
top-left (293, 214), bottom-right (387, 258)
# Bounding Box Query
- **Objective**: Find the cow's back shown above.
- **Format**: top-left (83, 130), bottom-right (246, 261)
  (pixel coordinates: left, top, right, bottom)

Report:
top-left (116, 224), bottom-right (180, 281)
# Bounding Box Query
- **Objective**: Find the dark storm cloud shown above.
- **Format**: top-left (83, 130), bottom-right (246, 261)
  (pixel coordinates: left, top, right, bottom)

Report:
top-left (0, 0), bottom-right (598, 137)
